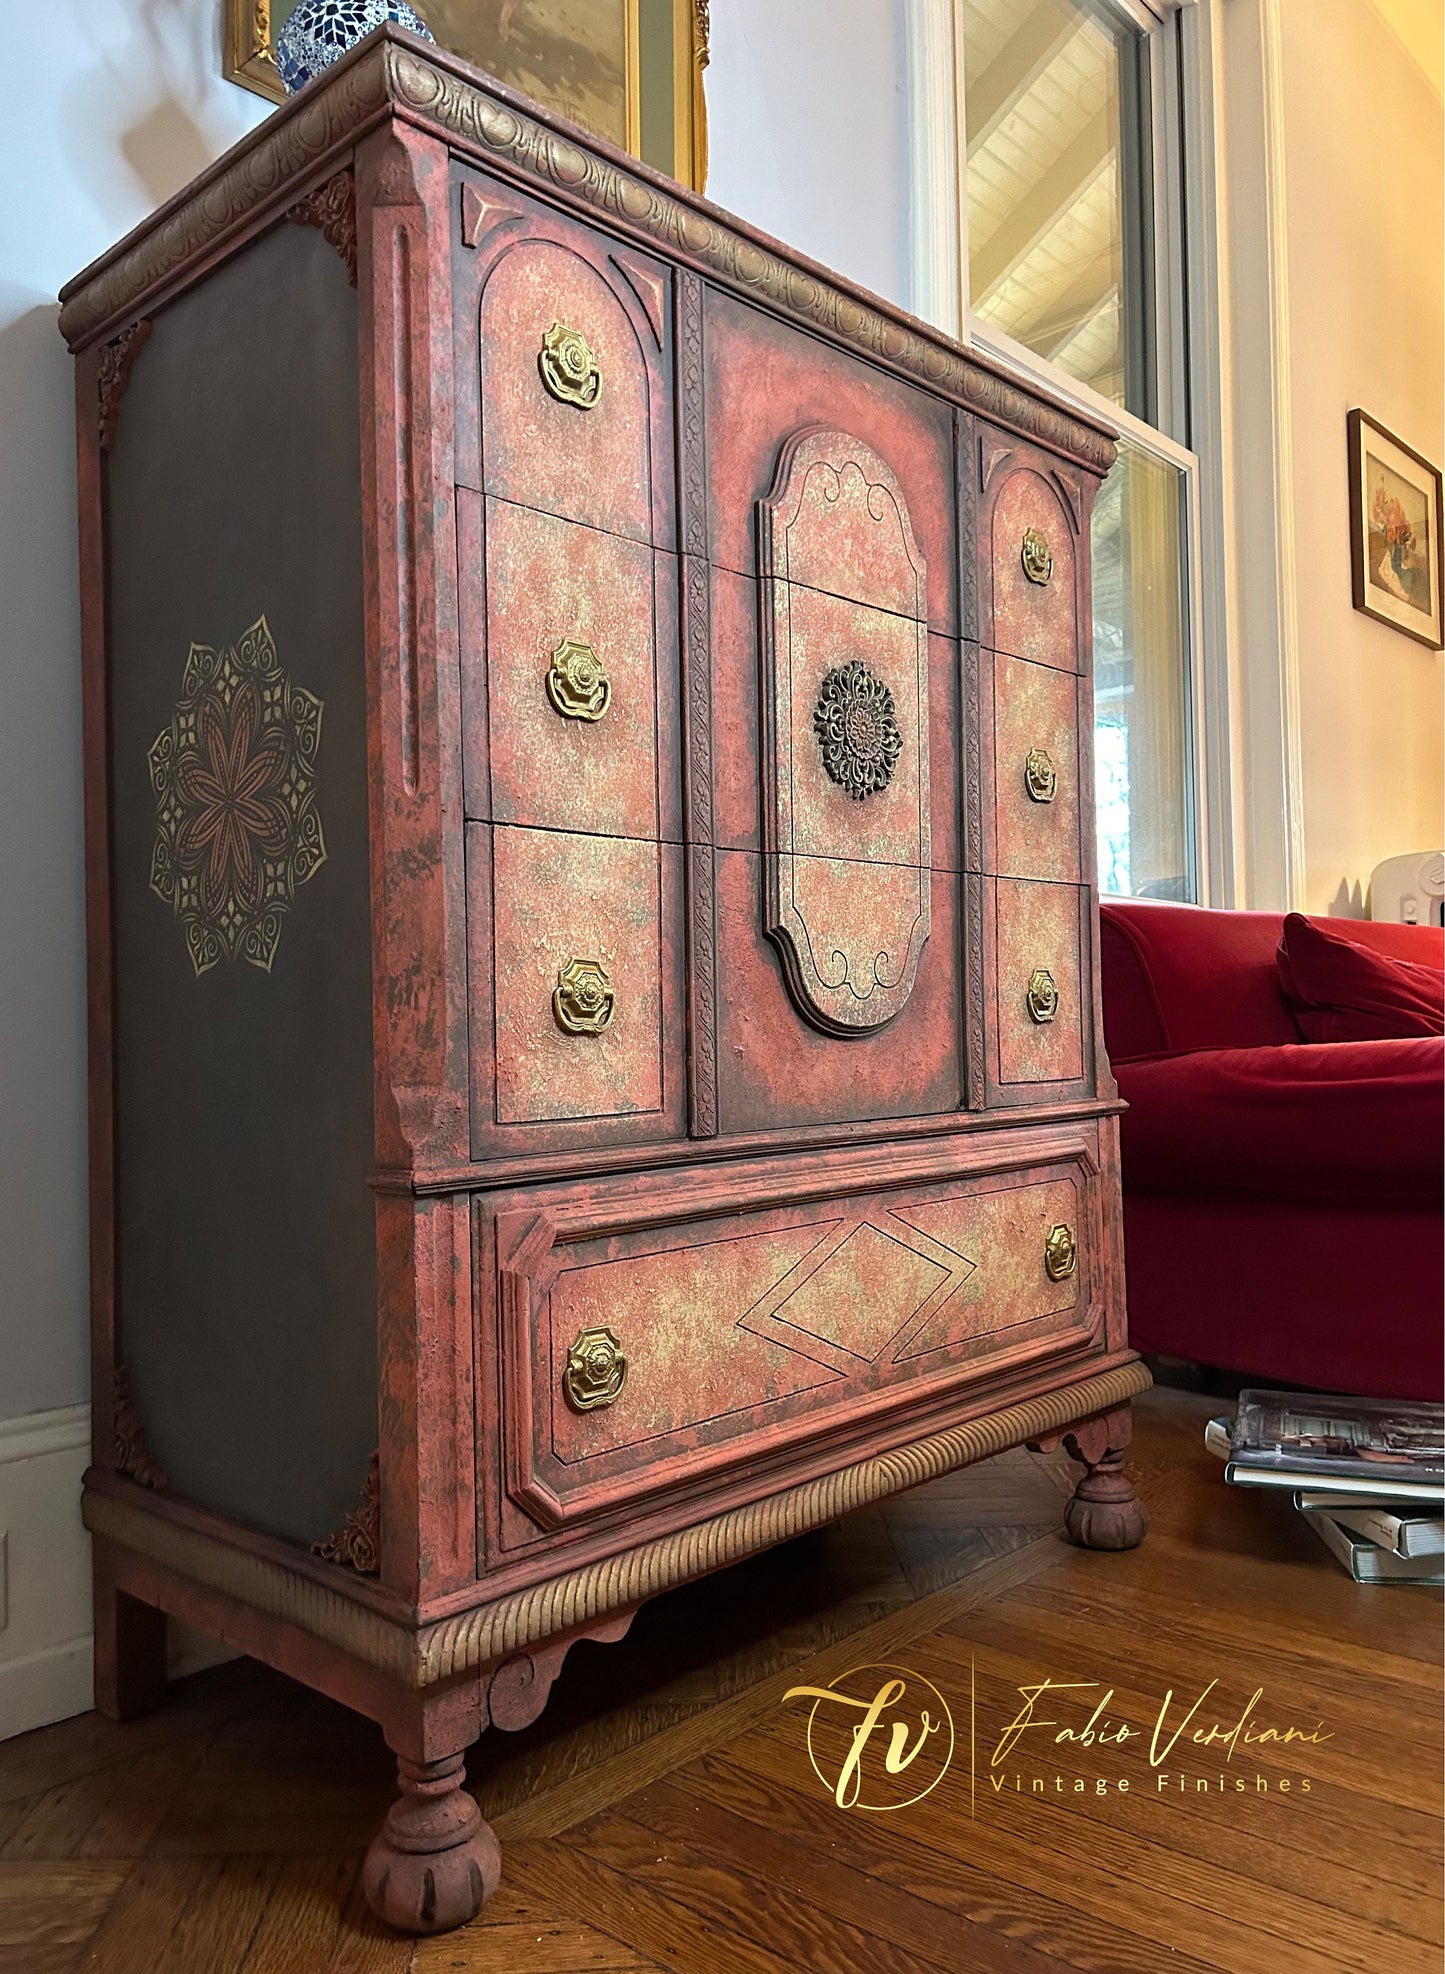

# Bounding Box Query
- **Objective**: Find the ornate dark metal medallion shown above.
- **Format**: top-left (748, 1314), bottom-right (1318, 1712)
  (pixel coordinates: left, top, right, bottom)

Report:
top-left (812, 658), bottom-right (901, 801)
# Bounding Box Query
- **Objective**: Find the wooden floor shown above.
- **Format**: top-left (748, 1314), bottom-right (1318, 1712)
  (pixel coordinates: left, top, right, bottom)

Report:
top-left (2, 1387), bottom-right (1439, 1973)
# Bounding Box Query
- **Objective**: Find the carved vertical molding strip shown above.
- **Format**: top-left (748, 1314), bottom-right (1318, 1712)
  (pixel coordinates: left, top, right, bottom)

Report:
top-left (962, 873), bottom-right (986, 1111)
top-left (963, 656), bottom-right (984, 877)
top-left (96, 320), bottom-right (152, 453)
top-left (677, 271), bottom-right (718, 1137)
top-left (677, 269), bottom-right (708, 559)
top-left (957, 410), bottom-right (980, 645)
top-left (961, 641), bottom-right (984, 876)
top-left (112, 1364), bottom-right (168, 1490)
top-left (287, 168), bottom-right (359, 284)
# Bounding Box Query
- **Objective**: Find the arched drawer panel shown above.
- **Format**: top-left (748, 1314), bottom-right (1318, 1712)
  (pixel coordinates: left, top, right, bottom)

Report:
top-left (457, 175), bottom-right (675, 549)
top-left (979, 437), bottom-right (1087, 672)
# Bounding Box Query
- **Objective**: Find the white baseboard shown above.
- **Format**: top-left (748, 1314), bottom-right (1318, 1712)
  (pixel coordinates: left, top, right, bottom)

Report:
top-left (0, 1403), bottom-right (236, 1744)
top-left (0, 1636), bottom-right (94, 1741)
top-left (0, 1404), bottom-right (92, 1742)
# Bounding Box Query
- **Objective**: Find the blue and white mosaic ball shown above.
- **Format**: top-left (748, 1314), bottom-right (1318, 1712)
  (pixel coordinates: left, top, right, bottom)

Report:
top-left (275, 0), bottom-right (435, 95)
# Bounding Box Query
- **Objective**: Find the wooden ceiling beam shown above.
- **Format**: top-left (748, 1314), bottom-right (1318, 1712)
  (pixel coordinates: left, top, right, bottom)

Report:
top-left (971, 108), bottom-right (1112, 304)
top-left (965, 3), bottom-right (1083, 156)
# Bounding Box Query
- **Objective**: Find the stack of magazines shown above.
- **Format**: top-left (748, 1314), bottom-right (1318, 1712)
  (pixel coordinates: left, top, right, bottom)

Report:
top-left (1206, 1390), bottom-right (1444, 1584)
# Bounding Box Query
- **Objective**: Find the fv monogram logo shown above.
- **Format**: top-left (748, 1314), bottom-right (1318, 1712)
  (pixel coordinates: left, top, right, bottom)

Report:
top-left (782, 1663), bottom-right (955, 1812)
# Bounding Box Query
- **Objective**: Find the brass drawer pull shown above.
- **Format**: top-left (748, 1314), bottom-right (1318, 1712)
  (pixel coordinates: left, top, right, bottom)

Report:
top-left (540, 321), bottom-right (602, 408)
top-left (1026, 967), bottom-right (1059, 1024)
top-left (1025, 747), bottom-right (1058, 803)
top-left (554, 956), bottom-right (615, 1034)
top-left (564, 1326), bottom-right (627, 1411)
top-left (1044, 1223), bottom-right (1077, 1281)
top-left (1021, 528), bottom-right (1053, 585)
top-left (546, 639), bottom-right (610, 721)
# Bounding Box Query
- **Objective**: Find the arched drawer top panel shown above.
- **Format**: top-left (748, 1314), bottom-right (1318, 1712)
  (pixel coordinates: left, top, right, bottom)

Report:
top-left (765, 426), bottom-right (929, 619)
top-left (477, 236), bottom-right (656, 544)
top-left (985, 458), bottom-right (1083, 672)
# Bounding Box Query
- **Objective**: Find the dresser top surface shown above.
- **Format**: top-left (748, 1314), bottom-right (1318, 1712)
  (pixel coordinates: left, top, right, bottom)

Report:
top-left (58, 27), bottom-right (1114, 478)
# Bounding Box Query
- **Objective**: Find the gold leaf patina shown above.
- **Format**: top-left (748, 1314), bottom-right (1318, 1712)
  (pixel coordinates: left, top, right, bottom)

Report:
top-left (1026, 967), bottom-right (1060, 1024)
top-left (1025, 747), bottom-right (1058, 803)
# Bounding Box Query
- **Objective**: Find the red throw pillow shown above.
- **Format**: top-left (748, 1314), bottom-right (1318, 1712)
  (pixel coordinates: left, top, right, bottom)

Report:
top-left (1277, 912), bottom-right (1445, 1042)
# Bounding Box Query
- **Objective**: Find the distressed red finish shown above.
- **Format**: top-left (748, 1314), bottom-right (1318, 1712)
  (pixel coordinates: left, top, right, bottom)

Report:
top-left (986, 650), bottom-right (1084, 885)
top-left (702, 285), bottom-right (959, 634)
top-left (467, 501), bottom-right (679, 840)
top-left (465, 822), bottom-right (688, 1152)
top-left (505, 1149), bottom-right (1097, 1530)
top-left (62, 30), bottom-right (1142, 1938)
top-left (713, 850), bottom-right (964, 1133)
top-left (454, 170), bottom-right (676, 550)
top-left (705, 568), bottom-right (965, 873)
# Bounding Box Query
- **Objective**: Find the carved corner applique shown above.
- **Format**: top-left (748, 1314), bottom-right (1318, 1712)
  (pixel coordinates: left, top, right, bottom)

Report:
top-left (148, 615), bottom-right (326, 978)
top-left (113, 1364), bottom-right (168, 1490)
top-left (610, 251), bottom-right (666, 349)
top-left (313, 1451), bottom-right (380, 1575)
top-left (97, 320), bottom-right (152, 453)
top-left (287, 169), bottom-right (358, 284)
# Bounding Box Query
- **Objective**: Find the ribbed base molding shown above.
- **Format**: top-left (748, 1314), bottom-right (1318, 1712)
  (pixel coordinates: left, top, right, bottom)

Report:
top-left (84, 1358), bottom-right (1152, 1690)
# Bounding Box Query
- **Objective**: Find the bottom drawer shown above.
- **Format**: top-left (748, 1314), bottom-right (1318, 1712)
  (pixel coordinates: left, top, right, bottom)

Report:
top-left (493, 1140), bottom-right (1106, 1536)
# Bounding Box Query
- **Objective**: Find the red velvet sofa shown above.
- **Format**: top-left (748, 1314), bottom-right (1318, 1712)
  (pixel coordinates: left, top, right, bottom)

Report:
top-left (1100, 899), bottom-right (1444, 1400)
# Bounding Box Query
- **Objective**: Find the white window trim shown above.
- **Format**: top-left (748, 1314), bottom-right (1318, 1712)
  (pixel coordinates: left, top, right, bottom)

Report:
top-left (905, 0), bottom-right (968, 341)
top-left (1198, 0), bottom-right (1305, 910)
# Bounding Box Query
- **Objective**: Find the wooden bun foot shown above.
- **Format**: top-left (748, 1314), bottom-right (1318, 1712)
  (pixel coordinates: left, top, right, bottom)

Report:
top-left (1032, 1400), bottom-right (1150, 1553)
top-left (363, 1752), bottom-right (500, 1935)
top-left (1063, 1465), bottom-right (1150, 1551)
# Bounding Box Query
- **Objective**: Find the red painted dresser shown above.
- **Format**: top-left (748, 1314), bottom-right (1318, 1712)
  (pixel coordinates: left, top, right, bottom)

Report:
top-left (61, 27), bottom-right (1149, 1932)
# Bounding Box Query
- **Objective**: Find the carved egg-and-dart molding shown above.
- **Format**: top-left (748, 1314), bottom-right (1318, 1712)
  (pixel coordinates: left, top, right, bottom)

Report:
top-left (758, 426), bottom-right (931, 1037)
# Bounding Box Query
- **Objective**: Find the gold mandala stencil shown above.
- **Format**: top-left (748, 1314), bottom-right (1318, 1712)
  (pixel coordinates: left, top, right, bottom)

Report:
top-left (148, 615), bottom-right (326, 977)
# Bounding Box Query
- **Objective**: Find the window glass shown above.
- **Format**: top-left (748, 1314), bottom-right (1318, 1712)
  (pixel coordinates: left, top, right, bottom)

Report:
top-left (1092, 436), bottom-right (1191, 899)
top-left (962, 0), bottom-right (1152, 413)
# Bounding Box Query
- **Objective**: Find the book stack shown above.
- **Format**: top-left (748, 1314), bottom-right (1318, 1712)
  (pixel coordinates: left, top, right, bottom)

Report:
top-left (1207, 1390), bottom-right (1444, 1585)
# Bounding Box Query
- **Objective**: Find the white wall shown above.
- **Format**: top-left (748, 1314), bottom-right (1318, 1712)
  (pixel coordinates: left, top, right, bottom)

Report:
top-left (705, 0), bottom-right (916, 315)
top-left (1280, 0), bottom-right (1444, 915)
top-left (1, 4), bottom-right (267, 1422)
top-left (0, 0), bottom-right (267, 1733)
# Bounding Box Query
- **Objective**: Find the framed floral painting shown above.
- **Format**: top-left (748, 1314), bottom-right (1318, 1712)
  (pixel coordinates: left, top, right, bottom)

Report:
top-left (1347, 409), bottom-right (1443, 650)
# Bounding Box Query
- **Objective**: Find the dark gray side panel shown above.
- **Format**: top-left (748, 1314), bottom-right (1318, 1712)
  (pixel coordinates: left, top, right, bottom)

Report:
top-left (107, 219), bottom-right (376, 1547)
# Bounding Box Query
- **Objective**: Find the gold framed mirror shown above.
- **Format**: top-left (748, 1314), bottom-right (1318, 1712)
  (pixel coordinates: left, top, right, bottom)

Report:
top-left (225, 0), bottom-right (709, 190)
